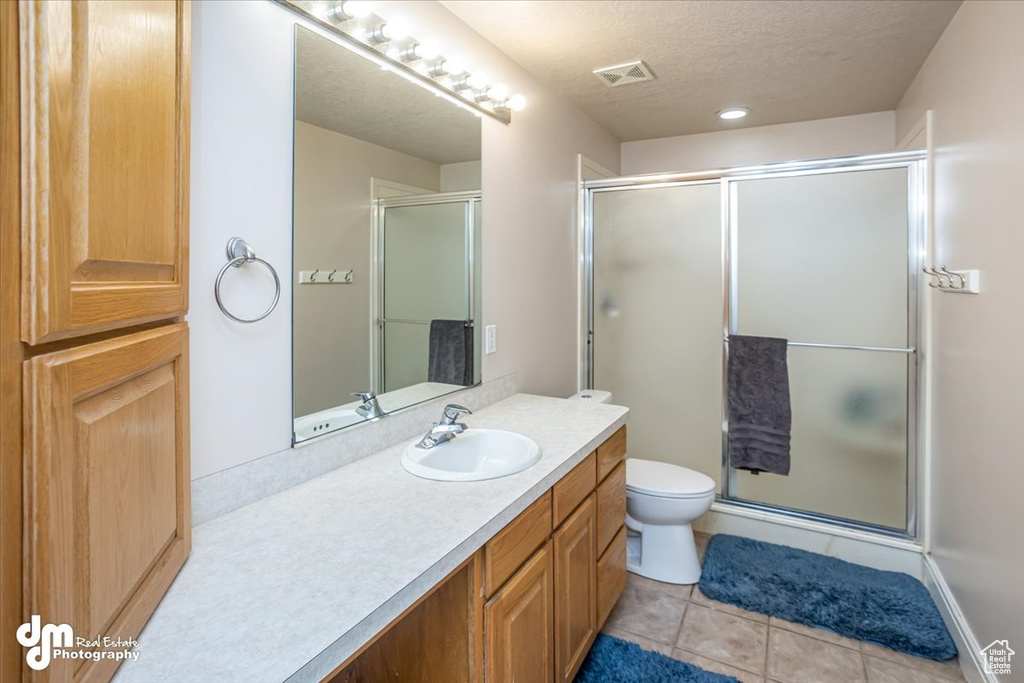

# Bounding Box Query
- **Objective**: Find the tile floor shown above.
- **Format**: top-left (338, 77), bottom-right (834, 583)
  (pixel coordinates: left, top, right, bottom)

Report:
top-left (603, 533), bottom-right (965, 683)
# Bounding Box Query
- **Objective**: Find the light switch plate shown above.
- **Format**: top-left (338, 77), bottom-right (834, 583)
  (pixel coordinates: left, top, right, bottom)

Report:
top-left (485, 325), bottom-right (497, 354)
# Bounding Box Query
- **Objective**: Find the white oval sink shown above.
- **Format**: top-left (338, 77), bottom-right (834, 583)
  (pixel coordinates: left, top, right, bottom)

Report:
top-left (401, 429), bottom-right (542, 482)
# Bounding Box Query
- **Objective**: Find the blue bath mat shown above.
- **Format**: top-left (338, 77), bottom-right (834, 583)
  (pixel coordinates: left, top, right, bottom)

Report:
top-left (699, 534), bottom-right (956, 660)
top-left (575, 634), bottom-right (738, 682)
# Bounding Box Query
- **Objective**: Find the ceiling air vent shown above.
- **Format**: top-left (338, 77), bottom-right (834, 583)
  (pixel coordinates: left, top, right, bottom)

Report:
top-left (593, 60), bottom-right (655, 88)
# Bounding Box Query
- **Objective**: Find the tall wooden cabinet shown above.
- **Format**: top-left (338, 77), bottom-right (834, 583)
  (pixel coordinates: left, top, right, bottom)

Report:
top-left (1, 2), bottom-right (191, 682)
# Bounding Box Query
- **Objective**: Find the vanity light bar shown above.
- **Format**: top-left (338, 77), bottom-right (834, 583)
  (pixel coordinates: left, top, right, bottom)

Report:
top-left (279, 0), bottom-right (524, 124)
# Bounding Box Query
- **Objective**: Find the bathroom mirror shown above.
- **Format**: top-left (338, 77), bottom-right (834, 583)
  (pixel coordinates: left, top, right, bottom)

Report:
top-left (292, 26), bottom-right (482, 443)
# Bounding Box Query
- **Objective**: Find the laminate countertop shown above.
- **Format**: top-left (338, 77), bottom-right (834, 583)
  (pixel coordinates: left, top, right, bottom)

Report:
top-left (113, 393), bottom-right (628, 683)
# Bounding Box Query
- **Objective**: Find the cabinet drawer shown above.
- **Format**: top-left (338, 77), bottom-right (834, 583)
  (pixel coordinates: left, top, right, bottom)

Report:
top-left (553, 452), bottom-right (597, 527)
top-left (596, 461), bottom-right (627, 555)
top-left (597, 426), bottom-right (627, 482)
top-left (597, 525), bottom-right (627, 628)
top-left (485, 492), bottom-right (552, 598)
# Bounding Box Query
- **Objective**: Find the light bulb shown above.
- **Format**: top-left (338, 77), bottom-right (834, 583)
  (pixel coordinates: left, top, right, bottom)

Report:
top-left (418, 41), bottom-right (440, 60)
top-left (466, 71), bottom-right (488, 90)
top-left (340, 0), bottom-right (372, 18)
top-left (414, 62), bottom-right (429, 76)
top-left (487, 83), bottom-right (509, 101)
top-left (444, 56), bottom-right (466, 75)
top-left (717, 107), bottom-right (750, 120)
top-left (506, 94), bottom-right (526, 111)
top-left (387, 18), bottom-right (410, 41)
top-left (385, 45), bottom-right (401, 61)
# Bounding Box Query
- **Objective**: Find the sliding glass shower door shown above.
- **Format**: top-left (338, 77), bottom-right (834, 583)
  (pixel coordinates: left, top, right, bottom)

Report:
top-left (585, 153), bottom-right (922, 535)
top-left (727, 167), bottom-right (915, 531)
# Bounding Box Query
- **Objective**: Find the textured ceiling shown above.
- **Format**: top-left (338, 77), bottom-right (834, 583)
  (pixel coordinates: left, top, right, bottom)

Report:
top-left (296, 27), bottom-right (481, 165)
top-left (441, 0), bottom-right (961, 141)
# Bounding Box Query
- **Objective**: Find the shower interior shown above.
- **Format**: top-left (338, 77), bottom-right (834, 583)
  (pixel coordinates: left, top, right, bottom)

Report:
top-left (583, 152), bottom-right (924, 536)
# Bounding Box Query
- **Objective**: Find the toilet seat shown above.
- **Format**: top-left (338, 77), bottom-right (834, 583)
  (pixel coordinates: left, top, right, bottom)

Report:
top-left (626, 458), bottom-right (715, 499)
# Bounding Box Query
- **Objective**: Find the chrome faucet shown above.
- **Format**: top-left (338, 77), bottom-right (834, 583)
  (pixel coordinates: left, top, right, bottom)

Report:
top-left (352, 392), bottom-right (384, 419)
top-left (415, 404), bottom-right (473, 450)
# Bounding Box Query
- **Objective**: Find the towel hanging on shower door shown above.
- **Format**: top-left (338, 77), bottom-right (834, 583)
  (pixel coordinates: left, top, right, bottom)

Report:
top-left (727, 335), bottom-right (792, 476)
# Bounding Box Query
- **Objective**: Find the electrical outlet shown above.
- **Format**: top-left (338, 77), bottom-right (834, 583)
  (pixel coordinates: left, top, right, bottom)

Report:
top-left (485, 325), bottom-right (497, 354)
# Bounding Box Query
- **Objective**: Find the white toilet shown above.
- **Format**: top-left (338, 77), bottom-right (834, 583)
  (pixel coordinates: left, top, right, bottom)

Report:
top-left (625, 459), bottom-right (715, 585)
top-left (567, 389), bottom-right (716, 585)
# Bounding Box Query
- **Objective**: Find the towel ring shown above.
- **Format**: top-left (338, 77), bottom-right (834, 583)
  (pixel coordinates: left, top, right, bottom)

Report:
top-left (214, 237), bottom-right (281, 323)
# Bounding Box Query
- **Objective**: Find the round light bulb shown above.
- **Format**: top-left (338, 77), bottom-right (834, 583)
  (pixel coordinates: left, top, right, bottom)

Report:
top-left (340, 0), bottom-right (373, 18)
top-left (717, 107), bottom-right (750, 120)
top-left (487, 83), bottom-right (509, 101)
top-left (414, 62), bottom-right (429, 76)
top-left (506, 94), bottom-right (526, 111)
top-left (466, 71), bottom-right (488, 90)
top-left (417, 41), bottom-right (440, 61)
top-left (385, 45), bottom-right (401, 61)
top-left (386, 18), bottom-right (410, 41)
top-left (444, 56), bottom-right (466, 75)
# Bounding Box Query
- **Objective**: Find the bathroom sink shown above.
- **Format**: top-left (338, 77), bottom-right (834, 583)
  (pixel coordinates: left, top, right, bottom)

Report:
top-left (401, 429), bottom-right (542, 482)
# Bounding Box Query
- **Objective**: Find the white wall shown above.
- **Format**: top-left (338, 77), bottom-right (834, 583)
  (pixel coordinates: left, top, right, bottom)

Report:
top-left (895, 0), bottom-right (1024, 662)
top-left (621, 111), bottom-right (895, 175)
top-left (189, 0), bottom-right (619, 480)
top-left (293, 122), bottom-right (440, 417)
top-left (440, 161), bottom-right (481, 192)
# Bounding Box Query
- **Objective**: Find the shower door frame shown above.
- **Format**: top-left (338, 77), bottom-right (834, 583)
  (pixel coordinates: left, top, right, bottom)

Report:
top-left (582, 150), bottom-right (926, 539)
top-left (373, 191), bottom-right (480, 394)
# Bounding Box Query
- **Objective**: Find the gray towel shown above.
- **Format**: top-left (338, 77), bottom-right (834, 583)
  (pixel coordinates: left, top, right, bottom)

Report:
top-left (728, 335), bottom-right (792, 475)
top-left (428, 320), bottom-right (474, 386)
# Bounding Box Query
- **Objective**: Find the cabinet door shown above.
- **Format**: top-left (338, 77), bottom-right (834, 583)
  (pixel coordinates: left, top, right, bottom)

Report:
top-left (20, 0), bottom-right (190, 344)
top-left (24, 324), bottom-right (190, 683)
top-left (553, 495), bottom-right (597, 683)
top-left (485, 542), bottom-right (554, 683)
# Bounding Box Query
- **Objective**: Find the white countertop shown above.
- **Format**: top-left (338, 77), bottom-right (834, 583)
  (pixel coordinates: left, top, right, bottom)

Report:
top-left (114, 394), bottom-right (628, 683)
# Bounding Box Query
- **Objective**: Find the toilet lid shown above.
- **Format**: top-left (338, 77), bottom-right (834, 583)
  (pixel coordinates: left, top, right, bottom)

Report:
top-left (626, 458), bottom-right (716, 498)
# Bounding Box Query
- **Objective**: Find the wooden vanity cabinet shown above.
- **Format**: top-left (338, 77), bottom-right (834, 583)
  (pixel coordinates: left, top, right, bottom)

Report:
top-left (1, 2), bottom-right (192, 682)
top-left (325, 426), bottom-right (628, 683)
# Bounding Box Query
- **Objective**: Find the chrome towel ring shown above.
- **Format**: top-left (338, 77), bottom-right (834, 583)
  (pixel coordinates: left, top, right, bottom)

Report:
top-left (214, 237), bottom-right (281, 323)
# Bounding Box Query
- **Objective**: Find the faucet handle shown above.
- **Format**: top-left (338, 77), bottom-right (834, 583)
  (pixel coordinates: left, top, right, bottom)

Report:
top-left (441, 403), bottom-right (472, 424)
top-left (352, 391), bottom-right (376, 402)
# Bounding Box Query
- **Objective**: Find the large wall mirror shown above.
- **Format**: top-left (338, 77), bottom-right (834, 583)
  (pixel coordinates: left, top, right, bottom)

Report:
top-left (293, 26), bottom-right (482, 443)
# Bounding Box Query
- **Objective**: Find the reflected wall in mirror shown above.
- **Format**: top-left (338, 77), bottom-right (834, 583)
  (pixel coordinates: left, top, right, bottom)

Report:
top-left (293, 26), bottom-right (482, 443)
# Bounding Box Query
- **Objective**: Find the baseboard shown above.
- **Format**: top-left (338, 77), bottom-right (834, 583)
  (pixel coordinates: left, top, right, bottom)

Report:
top-left (922, 554), bottom-right (993, 683)
top-left (696, 501), bottom-right (924, 578)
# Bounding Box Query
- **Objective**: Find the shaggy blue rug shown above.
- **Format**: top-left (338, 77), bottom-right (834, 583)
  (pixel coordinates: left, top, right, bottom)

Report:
top-left (699, 534), bottom-right (957, 660)
top-left (575, 634), bottom-right (738, 682)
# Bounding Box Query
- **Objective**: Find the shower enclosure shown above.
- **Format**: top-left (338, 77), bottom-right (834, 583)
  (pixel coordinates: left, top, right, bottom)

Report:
top-left (374, 191), bottom-right (482, 393)
top-left (582, 152), bottom-right (924, 536)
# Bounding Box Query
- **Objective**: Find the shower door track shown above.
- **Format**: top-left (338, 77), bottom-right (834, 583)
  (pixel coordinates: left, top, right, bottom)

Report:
top-left (582, 150), bottom-right (927, 539)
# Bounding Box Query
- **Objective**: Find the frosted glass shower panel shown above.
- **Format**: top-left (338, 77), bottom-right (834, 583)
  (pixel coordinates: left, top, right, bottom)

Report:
top-left (592, 183), bottom-right (723, 483)
top-left (731, 346), bottom-right (908, 529)
top-left (383, 202), bottom-right (469, 322)
top-left (734, 168), bottom-right (909, 348)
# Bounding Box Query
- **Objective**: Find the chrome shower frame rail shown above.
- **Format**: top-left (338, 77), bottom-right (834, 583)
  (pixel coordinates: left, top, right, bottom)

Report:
top-left (581, 150), bottom-right (927, 539)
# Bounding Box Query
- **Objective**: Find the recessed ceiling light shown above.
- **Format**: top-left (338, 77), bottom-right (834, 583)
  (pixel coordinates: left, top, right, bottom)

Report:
top-left (717, 107), bottom-right (750, 121)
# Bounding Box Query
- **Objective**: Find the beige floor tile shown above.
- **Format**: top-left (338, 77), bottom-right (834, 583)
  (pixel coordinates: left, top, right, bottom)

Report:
top-left (677, 603), bottom-right (769, 674)
top-left (673, 647), bottom-right (766, 683)
top-left (769, 616), bottom-right (862, 651)
top-left (767, 628), bottom-right (867, 683)
top-left (861, 643), bottom-right (964, 681)
top-left (691, 586), bottom-right (770, 624)
top-left (601, 627), bottom-right (674, 657)
top-left (865, 655), bottom-right (966, 683)
top-left (605, 582), bottom-right (688, 645)
top-left (627, 571), bottom-right (695, 600)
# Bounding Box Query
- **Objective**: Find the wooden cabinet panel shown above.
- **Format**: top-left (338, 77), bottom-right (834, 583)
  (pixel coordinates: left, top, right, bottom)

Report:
top-left (485, 542), bottom-right (554, 683)
top-left (553, 495), bottom-right (597, 683)
top-left (328, 555), bottom-right (481, 683)
top-left (484, 492), bottom-right (552, 599)
top-left (596, 461), bottom-right (627, 555)
top-left (24, 324), bottom-right (190, 683)
top-left (596, 426), bottom-right (626, 482)
top-left (597, 526), bottom-right (627, 628)
top-left (552, 452), bottom-right (596, 527)
top-left (20, 0), bottom-right (190, 344)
